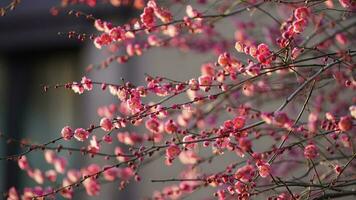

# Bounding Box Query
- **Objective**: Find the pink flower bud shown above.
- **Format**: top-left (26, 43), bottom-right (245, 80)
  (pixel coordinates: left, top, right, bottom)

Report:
top-left (334, 165), bottom-right (342, 174)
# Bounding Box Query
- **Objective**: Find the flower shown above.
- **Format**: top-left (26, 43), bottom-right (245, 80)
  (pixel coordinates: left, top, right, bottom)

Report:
top-left (304, 144), bottom-right (318, 159)
top-left (74, 128), bottom-right (89, 142)
top-left (294, 7), bottom-right (309, 20)
top-left (81, 76), bottom-right (93, 91)
top-left (233, 116), bottom-right (245, 129)
top-left (166, 144), bottom-right (181, 160)
top-left (100, 117), bottom-right (113, 132)
top-left (257, 162), bottom-right (271, 178)
top-left (164, 120), bottom-right (178, 134)
top-left (145, 118), bottom-right (160, 133)
top-left (18, 156), bottom-right (29, 170)
top-left (338, 116), bottom-right (352, 132)
top-left (61, 126), bottom-right (73, 140)
top-left (53, 157), bottom-right (67, 174)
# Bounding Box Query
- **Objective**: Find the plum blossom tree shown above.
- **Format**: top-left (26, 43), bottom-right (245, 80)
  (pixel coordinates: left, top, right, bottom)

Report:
top-left (1, 0), bottom-right (356, 199)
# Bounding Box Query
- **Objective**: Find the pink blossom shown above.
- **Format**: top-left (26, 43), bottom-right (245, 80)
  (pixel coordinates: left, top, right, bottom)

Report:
top-left (257, 162), bottom-right (271, 178)
top-left (218, 52), bottom-right (230, 67)
top-left (115, 147), bottom-right (130, 162)
top-left (234, 164), bottom-right (255, 182)
top-left (100, 117), bottom-right (113, 132)
top-left (18, 156), bottom-right (29, 170)
top-left (340, 134), bottom-right (351, 148)
top-left (233, 116), bottom-right (245, 129)
top-left (292, 19), bottom-right (307, 33)
top-left (67, 170), bottom-right (81, 183)
top-left (291, 47), bottom-right (302, 60)
top-left (61, 126), bottom-right (73, 140)
top-left (164, 120), bottom-right (178, 134)
top-left (53, 157), bottom-right (67, 174)
top-left (304, 144), bottom-right (318, 159)
top-left (109, 27), bottom-right (126, 41)
top-left (102, 135), bottom-right (113, 144)
top-left (93, 33), bottom-right (112, 49)
top-left (117, 131), bottom-right (143, 146)
top-left (334, 165), bottom-right (342, 174)
top-left (88, 135), bottom-right (100, 153)
top-left (71, 82), bottom-right (84, 94)
top-left (256, 43), bottom-right (272, 65)
top-left (339, 0), bottom-right (356, 8)
top-left (261, 112), bottom-right (273, 124)
top-left (188, 79), bottom-right (199, 91)
top-left (141, 7), bottom-right (155, 28)
top-left (274, 112), bottom-right (290, 127)
top-left (294, 7), bottom-right (310, 20)
top-left (166, 144), bottom-right (181, 164)
top-left (198, 75), bottom-right (212, 90)
top-left (30, 168), bottom-right (45, 184)
top-left (7, 187), bottom-right (19, 200)
top-left (235, 41), bottom-right (245, 53)
top-left (74, 128), bottom-right (89, 141)
top-left (83, 178), bottom-right (100, 196)
top-left (145, 118), bottom-right (160, 133)
top-left (117, 167), bottom-right (134, 180)
top-left (179, 150), bottom-right (199, 164)
top-left (103, 166), bottom-right (118, 181)
top-left (186, 5), bottom-right (200, 18)
top-left (45, 170), bottom-right (57, 182)
top-left (147, 35), bottom-right (162, 46)
top-left (201, 63), bottom-right (215, 76)
top-left (308, 112), bottom-right (319, 134)
top-left (182, 134), bottom-right (197, 150)
top-left (94, 19), bottom-right (105, 32)
top-left (154, 7), bottom-right (172, 23)
top-left (335, 33), bottom-right (348, 46)
top-left (44, 150), bottom-right (57, 164)
top-left (81, 76), bottom-right (93, 91)
top-left (338, 116), bottom-right (352, 132)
